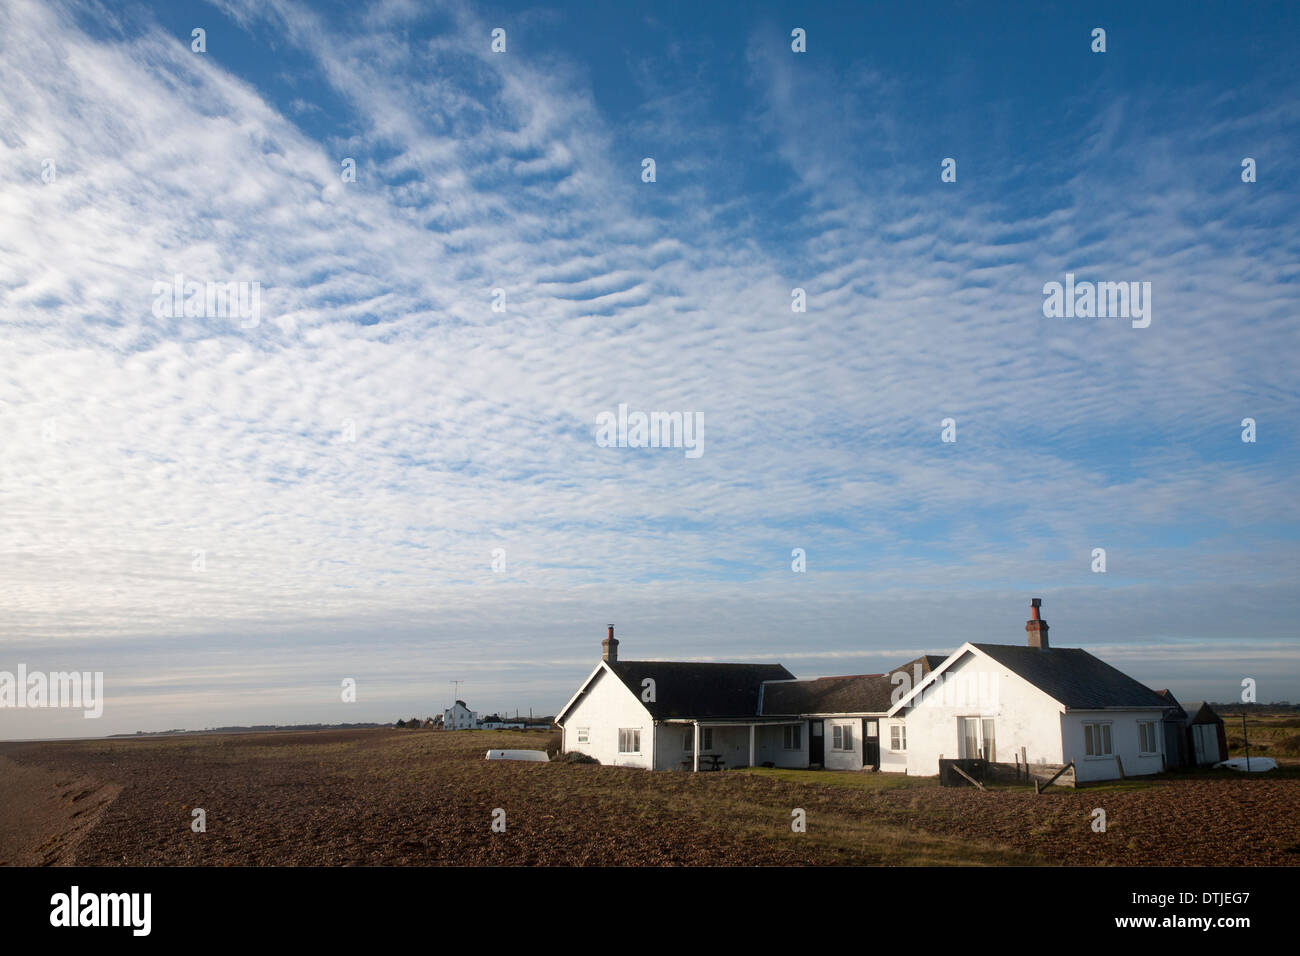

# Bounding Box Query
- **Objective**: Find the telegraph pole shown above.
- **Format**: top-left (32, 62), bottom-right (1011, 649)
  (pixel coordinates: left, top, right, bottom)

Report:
top-left (1242, 713), bottom-right (1251, 771)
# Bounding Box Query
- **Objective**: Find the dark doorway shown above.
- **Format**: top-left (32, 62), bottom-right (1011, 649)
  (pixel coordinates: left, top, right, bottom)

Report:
top-left (863, 719), bottom-right (880, 770)
top-left (809, 720), bottom-right (824, 766)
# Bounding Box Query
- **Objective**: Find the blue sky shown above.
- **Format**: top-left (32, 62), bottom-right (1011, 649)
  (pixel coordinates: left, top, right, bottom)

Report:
top-left (1, 0), bottom-right (1297, 738)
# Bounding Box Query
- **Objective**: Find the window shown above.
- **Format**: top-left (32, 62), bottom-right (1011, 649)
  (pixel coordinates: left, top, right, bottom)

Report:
top-left (890, 724), bottom-right (906, 752)
top-left (618, 728), bottom-right (641, 754)
top-left (783, 725), bottom-right (802, 750)
top-left (958, 717), bottom-right (994, 759)
top-left (576, 728), bottom-right (589, 744)
top-left (1084, 722), bottom-right (1113, 757)
top-left (683, 728), bottom-right (713, 752)
top-left (831, 723), bottom-right (854, 752)
top-left (1138, 721), bottom-right (1158, 755)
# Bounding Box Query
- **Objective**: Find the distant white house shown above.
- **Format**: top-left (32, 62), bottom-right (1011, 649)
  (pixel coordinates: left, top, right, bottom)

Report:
top-left (443, 700), bottom-right (478, 730)
top-left (556, 605), bottom-right (1177, 782)
top-left (480, 715), bottom-right (526, 729)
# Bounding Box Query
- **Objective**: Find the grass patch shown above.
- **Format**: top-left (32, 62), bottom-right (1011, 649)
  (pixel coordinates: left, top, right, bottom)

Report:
top-left (732, 766), bottom-right (932, 791)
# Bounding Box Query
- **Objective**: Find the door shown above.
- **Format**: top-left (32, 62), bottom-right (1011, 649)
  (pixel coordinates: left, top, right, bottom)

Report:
top-left (958, 717), bottom-right (994, 760)
top-left (959, 717), bottom-right (980, 758)
top-left (809, 720), bottom-right (824, 766)
top-left (863, 719), bottom-right (880, 769)
top-left (1162, 721), bottom-right (1181, 768)
top-left (1192, 724), bottom-right (1215, 765)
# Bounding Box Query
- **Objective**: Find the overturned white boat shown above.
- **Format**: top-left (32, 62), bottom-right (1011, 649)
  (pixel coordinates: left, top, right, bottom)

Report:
top-left (1216, 756), bottom-right (1277, 772)
top-left (485, 749), bottom-right (549, 762)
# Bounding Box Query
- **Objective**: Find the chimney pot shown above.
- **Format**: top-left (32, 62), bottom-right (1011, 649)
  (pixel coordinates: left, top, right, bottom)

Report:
top-left (602, 625), bottom-right (619, 663)
top-left (1025, 598), bottom-right (1049, 649)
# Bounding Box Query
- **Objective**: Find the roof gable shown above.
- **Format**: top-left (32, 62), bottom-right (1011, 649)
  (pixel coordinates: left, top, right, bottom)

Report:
top-left (1153, 688), bottom-right (1187, 718)
top-left (1186, 701), bottom-right (1224, 725)
top-left (554, 662), bottom-right (612, 725)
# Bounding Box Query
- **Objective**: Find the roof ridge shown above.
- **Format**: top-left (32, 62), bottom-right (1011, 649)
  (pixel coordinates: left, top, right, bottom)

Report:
top-left (613, 659), bottom-right (789, 666)
top-left (813, 673), bottom-right (884, 680)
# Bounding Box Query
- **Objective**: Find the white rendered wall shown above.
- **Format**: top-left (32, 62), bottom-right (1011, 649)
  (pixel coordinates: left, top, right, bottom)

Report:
top-left (560, 668), bottom-right (653, 768)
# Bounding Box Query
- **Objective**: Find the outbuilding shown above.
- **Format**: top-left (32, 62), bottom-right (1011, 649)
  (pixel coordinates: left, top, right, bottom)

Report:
top-left (1185, 701), bottom-right (1229, 766)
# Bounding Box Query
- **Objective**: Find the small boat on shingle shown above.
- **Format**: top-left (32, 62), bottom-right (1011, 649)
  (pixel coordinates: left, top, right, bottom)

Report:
top-left (485, 749), bottom-right (549, 762)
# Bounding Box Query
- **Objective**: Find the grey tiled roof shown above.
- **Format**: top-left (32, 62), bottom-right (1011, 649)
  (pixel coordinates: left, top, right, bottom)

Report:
top-left (760, 654), bottom-right (945, 715)
top-left (760, 674), bottom-right (893, 715)
top-left (970, 644), bottom-right (1169, 709)
top-left (606, 661), bottom-right (795, 719)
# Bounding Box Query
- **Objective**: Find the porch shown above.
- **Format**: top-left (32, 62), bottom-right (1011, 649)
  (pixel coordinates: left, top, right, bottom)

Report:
top-left (657, 718), bottom-right (807, 771)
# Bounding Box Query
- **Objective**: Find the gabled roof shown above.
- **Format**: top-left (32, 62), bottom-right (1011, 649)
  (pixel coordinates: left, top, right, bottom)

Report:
top-left (760, 656), bottom-right (943, 715)
top-left (1186, 701), bottom-right (1224, 726)
top-left (898, 655), bottom-right (948, 675)
top-left (760, 674), bottom-right (892, 715)
top-left (1153, 688), bottom-right (1187, 719)
top-left (606, 660), bottom-right (795, 719)
top-left (969, 644), bottom-right (1170, 709)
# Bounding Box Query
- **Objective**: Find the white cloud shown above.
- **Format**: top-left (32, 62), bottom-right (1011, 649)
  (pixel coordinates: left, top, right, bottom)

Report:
top-left (0, 0), bottom-right (1296, 735)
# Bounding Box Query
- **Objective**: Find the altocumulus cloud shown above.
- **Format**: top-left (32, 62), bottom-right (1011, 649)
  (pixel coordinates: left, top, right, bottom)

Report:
top-left (0, 0), bottom-right (1297, 736)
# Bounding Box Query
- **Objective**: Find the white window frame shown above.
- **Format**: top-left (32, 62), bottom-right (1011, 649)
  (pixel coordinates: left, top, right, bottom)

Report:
top-left (576, 727), bottom-right (589, 744)
top-left (783, 725), bottom-right (802, 751)
top-left (618, 728), bottom-right (641, 754)
top-left (1083, 721), bottom-right (1113, 758)
top-left (1137, 720), bottom-right (1158, 755)
top-left (831, 722), bottom-right (854, 752)
top-left (890, 723), bottom-right (906, 752)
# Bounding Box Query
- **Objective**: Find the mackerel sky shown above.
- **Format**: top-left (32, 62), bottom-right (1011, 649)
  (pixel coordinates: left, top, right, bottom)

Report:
top-left (1, 0), bottom-right (1298, 738)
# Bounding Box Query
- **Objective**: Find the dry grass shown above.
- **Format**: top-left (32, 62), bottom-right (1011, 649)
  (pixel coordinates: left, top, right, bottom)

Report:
top-left (2, 728), bottom-right (1297, 866)
top-left (1225, 713), bottom-right (1300, 764)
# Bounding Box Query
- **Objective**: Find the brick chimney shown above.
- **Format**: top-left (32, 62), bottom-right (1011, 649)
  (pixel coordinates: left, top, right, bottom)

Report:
top-left (602, 624), bottom-right (619, 663)
top-left (1025, 598), bottom-right (1049, 649)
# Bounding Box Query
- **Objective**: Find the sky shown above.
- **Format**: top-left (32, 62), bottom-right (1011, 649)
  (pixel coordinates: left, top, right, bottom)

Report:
top-left (1, 0), bottom-right (1297, 739)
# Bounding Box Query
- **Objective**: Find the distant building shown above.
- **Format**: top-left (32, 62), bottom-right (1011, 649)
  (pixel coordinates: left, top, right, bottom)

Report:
top-left (480, 714), bottom-right (526, 729)
top-left (443, 700), bottom-right (478, 730)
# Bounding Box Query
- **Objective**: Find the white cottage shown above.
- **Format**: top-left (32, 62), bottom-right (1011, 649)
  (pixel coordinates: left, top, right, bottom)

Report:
top-left (556, 602), bottom-right (1178, 783)
top-left (443, 699), bottom-right (478, 730)
top-left (885, 599), bottom-right (1172, 781)
top-left (555, 626), bottom-right (798, 770)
